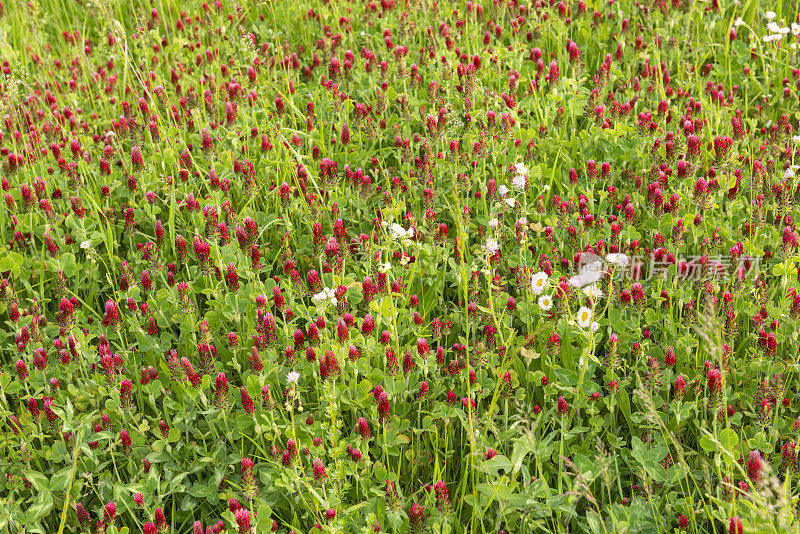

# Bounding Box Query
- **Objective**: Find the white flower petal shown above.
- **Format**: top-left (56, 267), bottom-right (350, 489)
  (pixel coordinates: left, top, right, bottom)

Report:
top-left (582, 285), bottom-right (605, 299)
top-left (531, 272), bottom-right (548, 294)
top-left (577, 306), bottom-right (593, 328)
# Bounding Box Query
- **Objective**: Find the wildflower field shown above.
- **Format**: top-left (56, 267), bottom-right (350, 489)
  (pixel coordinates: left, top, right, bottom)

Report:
top-left (2, 0), bottom-right (800, 532)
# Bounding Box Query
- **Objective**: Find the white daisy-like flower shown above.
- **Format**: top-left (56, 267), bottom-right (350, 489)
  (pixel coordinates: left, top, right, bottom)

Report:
top-left (488, 217), bottom-right (499, 228)
top-left (378, 262), bottom-right (392, 273)
top-left (767, 21), bottom-right (781, 33)
top-left (582, 285), bottom-right (605, 300)
top-left (771, 33), bottom-right (784, 40)
top-left (590, 321), bottom-right (600, 331)
top-left (785, 168), bottom-right (794, 179)
top-left (577, 306), bottom-right (593, 328)
top-left (734, 17), bottom-right (745, 27)
top-left (80, 240), bottom-right (91, 250)
top-left (485, 238), bottom-right (500, 254)
top-left (389, 223), bottom-right (407, 239)
top-left (517, 217), bottom-right (528, 225)
top-left (765, 11), bottom-right (776, 20)
top-left (505, 198), bottom-right (516, 208)
top-left (514, 162), bottom-right (529, 176)
top-left (512, 174), bottom-right (527, 190)
top-left (778, 26), bottom-right (790, 34)
top-left (538, 294), bottom-right (553, 311)
top-left (605, 253), bottom-right (630, 266)
top-left (792, 23), bottom-right (800, 36)
top-left (531, 272), bottom-right (549, 294)
top-left (287, 371), bottom-right (300, 384)
top-left (498, 185), bottom-right (509, 196)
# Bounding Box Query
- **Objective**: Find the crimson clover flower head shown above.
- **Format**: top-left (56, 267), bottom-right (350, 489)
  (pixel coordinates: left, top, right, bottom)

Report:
top-left (557, 396), bottom-right (568, 415)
